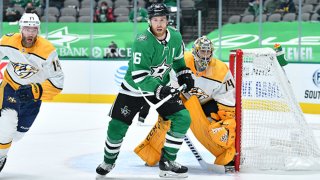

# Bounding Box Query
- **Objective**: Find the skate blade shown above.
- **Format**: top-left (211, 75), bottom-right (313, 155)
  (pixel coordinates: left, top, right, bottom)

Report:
top-left (159, 170), bottom-right (188, 178)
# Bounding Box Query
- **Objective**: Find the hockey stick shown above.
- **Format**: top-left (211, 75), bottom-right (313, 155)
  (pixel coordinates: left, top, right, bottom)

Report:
top-left (183, 135), bottom-right (226, 174)
top-left (138, 84), bottom-right (186, 109)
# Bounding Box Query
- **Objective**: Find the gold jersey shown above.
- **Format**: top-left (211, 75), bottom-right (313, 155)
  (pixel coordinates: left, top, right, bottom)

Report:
top-left (0, 33), bottom-right (64, 100)
top-left (183, 51), bottom-right (235, 107)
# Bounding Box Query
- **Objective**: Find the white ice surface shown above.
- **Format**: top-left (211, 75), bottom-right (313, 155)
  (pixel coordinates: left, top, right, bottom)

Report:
top-left (1, 103), bottom-right (320, 180)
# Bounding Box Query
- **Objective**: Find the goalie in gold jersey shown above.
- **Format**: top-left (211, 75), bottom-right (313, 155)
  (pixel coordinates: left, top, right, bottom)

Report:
top-left (134, 36), bottom-right (236, 168)
top-left (0, 13), bottom-right (64, 172)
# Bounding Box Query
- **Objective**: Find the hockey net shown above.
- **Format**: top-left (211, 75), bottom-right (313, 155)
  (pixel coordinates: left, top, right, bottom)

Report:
top-left (229, 48), bottom-right (320, 172)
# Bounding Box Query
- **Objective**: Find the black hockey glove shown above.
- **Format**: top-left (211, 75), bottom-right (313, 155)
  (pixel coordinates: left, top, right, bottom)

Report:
top-left (16, 83), bottom-right (42, 103)
top-left (177, 68), bottom-right (194, 92)
top-left (155, 85), bottom-right (179, 103)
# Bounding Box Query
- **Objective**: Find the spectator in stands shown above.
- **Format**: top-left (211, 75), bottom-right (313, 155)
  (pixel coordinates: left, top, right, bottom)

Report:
top-left (145, 0), bottom-right (162, 9)
top-left (129, 2), bottom-right (148, 22)
top-left (25, 2), bottom-right (37, 14)
top-left (317, 8), bottom-right (320, 21)
top-left (10, 0), bottom-right (41, 8)
top-left (275, 0), bottom-right (296, 13)
top-left (5, 2), bottom-right (21, 22)
top-left (248, 0), bottom-right (261, 16)
top-left (94, 1), bottom-right (115, 22)
top-left (264, 0), bottom-right (282, 14)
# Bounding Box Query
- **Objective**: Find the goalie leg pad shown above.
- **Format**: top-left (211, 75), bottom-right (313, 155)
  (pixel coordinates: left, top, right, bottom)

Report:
top-left (134, 116), bottom-right (171, 166)
top-left (184, 96), bottom-right (226, 157)
top-left (214, 145), bottom-right (236, 165)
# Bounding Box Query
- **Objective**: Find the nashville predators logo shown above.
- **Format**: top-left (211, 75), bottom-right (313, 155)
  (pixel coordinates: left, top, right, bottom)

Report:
top-left (188, 87), bottom-right (209, 100)
top-left (11, 62), bottom-right (39, 79)
top-left (7, 96), bottom-right (17, 103)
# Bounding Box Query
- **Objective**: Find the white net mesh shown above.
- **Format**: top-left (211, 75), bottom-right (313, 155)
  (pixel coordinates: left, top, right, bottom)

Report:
top-left (236, 48), bottom-right (320, 171)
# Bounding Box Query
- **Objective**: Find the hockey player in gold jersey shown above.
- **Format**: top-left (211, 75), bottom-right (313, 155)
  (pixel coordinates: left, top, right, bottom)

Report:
top-left (0, 13), bottom-right (64, 172)
top-left (134, 36), bottom-right (236, 168)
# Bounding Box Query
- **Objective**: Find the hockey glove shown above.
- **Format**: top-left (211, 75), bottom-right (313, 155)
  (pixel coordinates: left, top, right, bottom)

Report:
top-left (16, 83), bottom-right (43, 103)
top-left (176, 68), bottom-right (194, 92)
top-left (274, 44), bottom-right (288, 67)
top-left (155, 85), bottom-right (179, 103)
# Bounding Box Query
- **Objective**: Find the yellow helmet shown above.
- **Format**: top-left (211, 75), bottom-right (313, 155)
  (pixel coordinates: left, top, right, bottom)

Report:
top-left (192, 36), bottom-right (214, 72)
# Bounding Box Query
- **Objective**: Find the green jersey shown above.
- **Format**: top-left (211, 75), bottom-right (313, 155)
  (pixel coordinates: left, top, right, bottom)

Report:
top-left (122, 26), bottom-right (186, 96)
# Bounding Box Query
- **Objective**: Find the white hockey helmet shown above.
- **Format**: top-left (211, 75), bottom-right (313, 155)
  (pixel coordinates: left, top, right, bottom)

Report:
top-left (19, 13), bottom-right (40, 28)
top-left (192, 36), bottom-right (214, 72)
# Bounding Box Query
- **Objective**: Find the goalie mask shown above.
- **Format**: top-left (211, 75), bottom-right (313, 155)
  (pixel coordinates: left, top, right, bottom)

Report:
top-left (192, 36), bottom-right (214, 72)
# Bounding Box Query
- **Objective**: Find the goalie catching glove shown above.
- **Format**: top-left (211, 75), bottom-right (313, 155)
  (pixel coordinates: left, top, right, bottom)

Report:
top-left (155, 85), bottom-right (179, 103)
top-left (16, 83), bottom-right (43, 103)
top-left (176, 68), bottom-right (194, 92)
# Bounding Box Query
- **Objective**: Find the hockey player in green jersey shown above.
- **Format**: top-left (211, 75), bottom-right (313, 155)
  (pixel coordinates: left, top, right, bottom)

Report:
top-left (96, 3), bottom-right (194, 178)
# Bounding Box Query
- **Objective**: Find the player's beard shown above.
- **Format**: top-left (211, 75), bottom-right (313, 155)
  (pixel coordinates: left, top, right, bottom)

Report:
top-left (22, 35), bottom-right (37, 48)
top-left (151, 25), bottom-right (167, 39)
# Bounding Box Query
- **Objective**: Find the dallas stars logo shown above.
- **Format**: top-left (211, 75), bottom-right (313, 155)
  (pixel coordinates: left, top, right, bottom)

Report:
top-left (121, 106), bottom-right (131, 117)
top-left (150, 60), bottom-right (171, 80)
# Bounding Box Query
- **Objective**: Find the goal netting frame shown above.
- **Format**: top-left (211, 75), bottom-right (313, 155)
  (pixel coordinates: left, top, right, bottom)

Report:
top-left (229, 48), bottom-right (320, 172)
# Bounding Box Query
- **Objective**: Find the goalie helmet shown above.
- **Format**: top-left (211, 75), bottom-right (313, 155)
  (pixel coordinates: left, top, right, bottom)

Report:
top-left (147, 3), bottom-right (169, 19)
top-left (192, 36), bottom-right (214, 72)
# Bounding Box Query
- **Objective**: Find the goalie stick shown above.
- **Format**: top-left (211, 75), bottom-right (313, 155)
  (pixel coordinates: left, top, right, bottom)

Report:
top-left (183, 135), bottom-right (226, 173)
top-left (138, 84), bottom-right (186, 109)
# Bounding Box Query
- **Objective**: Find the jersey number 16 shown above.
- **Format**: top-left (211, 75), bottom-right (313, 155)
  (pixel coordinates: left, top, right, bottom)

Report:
top-left (133, 52), bottom-right (141, 64)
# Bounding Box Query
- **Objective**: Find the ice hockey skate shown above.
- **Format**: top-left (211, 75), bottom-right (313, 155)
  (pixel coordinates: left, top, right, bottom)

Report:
top-left (96, 162), bottom-right (115, 176)
top-left (0, 156), bottom-right (7, 173)
top-left (159, 153), bottom-right (188, 178)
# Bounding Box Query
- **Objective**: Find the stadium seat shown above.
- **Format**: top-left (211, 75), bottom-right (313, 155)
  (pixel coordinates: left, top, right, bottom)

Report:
top-left (315, 4), bottom-right (320, 12)
top-left (79, 8), bottom-right (92, 16)
top-left (35, 7), bottom-right (43, 16)
top-left (311, 13), bottom-right (319, 21)
top-left (78, 16), bottom-right (91, 22)
top-left (113, 7), bottom-right (130, 17)
top-left (228, 15), bottom-right (241, 24)
top-left (282, 13), bottom-right (296, 22)
top-left (181, 0), bottom-right (195, 8)
top-left (60, 7), bottom-right (77, 17)
top-left (305, 0), bottom-right (318, 5)
top-left (81, 0), bottom-right (96, 8)
top-left (64, 0), bottom-right (80, 8)
top-left (47, 7), bottom-right (60, 17)
top-left (41, 15), bottom-right (57, 22)
top-left (114, 0), bottom-right (130, 8)
top-left (301, 4), bottom-right (314, 13)
top-left (59, 16), bottom-right (77, 22)
top-left (116, 16), bottom-right (129, 22)
top-left (301, 13), bottom-right (311, 21)
top-left (241, 15), bottom-right (254, 23)
top-left (98, 0), bottom-right (113, 7)
top-left (254, 14), bottom-right (267, 22)
top-left (293, 0), bottom-right (302, 4)
top-left (268, 13), bottom-right (281, 22)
